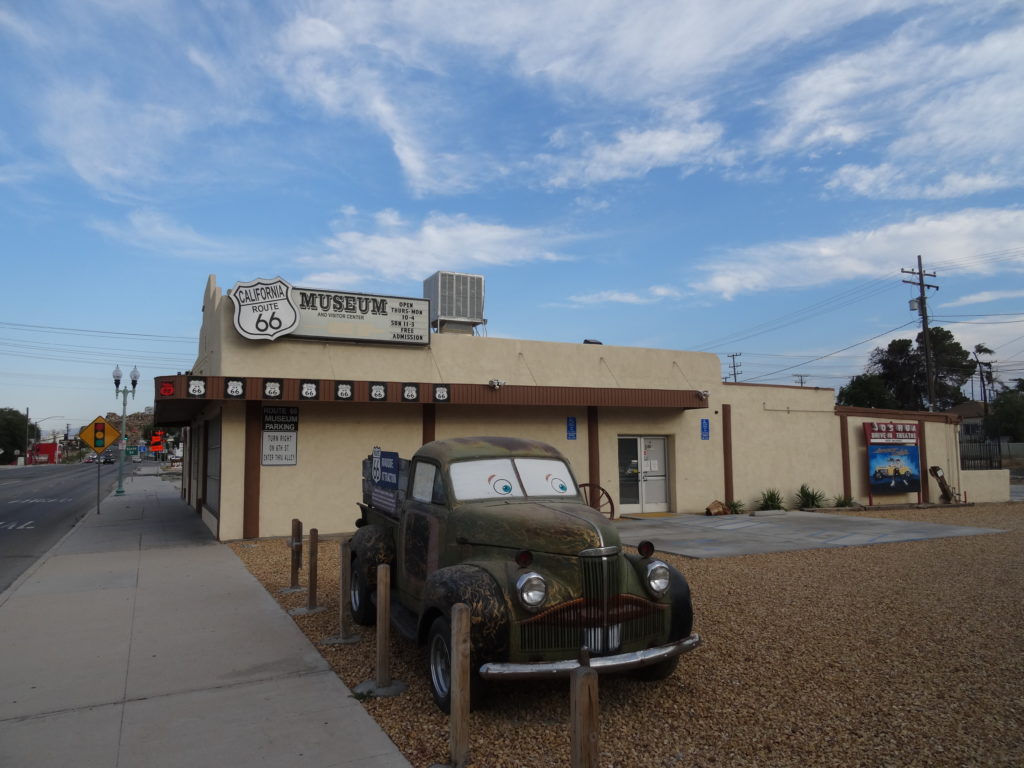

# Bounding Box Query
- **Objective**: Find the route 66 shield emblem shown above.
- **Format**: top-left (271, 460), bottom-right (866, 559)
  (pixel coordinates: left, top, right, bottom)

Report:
top-left (229, 277), bottom-right (299, 341)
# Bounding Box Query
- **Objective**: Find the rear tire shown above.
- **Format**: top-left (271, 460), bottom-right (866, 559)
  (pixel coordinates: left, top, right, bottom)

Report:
top-left (349, 557), bottom-right (375, 626)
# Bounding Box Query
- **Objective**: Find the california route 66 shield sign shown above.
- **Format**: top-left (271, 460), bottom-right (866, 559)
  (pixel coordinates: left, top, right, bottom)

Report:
top-left (229, 277), bottom-right (299, 341)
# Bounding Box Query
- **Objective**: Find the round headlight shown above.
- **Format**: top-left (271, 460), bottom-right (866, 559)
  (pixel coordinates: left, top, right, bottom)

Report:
top-left (516, 571), bottom-right (547, 609)
top-left (646, 560), bottom-right (671, 597)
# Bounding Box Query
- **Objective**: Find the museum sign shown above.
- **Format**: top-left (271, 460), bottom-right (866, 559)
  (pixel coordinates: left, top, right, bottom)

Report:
top-left (229, 277), bottom-right (430, 346)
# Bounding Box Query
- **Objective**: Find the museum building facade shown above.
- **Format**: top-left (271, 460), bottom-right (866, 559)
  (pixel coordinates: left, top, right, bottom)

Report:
top-left (152, 275), bottom-right (1009, 541)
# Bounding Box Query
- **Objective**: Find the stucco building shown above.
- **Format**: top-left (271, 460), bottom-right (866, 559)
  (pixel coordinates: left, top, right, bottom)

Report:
top-left (153, 275), bottom-right (1009, 541)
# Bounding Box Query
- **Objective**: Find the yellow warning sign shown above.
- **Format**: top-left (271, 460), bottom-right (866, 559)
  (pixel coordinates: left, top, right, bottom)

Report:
top-left (80, 416), bottom-right (121, 455)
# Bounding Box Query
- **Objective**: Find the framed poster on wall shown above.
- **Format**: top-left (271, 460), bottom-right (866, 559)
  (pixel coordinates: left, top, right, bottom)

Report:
top-left (863, 422), bottom-right (920, 504)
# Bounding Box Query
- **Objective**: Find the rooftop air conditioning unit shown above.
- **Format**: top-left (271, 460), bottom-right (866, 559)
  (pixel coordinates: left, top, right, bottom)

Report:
top-left (423, 271), bottom-right (486, 334)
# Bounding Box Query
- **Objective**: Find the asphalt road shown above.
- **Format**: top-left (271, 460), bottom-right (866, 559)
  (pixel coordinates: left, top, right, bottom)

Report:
top-left (0, 462), bottom-right (124, 594)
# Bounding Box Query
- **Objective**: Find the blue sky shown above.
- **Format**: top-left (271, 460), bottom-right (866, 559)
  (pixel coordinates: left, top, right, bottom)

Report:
top-left (2, 0), bottom-right (1023, 434)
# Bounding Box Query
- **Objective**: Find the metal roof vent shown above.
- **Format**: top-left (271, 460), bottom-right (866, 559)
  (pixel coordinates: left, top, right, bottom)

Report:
top-left (423, 271), bottom-right (486, 334)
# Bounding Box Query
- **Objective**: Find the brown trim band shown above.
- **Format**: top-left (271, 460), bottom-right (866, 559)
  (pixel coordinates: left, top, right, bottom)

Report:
top-left (154, 375), bottom-right (707, 426)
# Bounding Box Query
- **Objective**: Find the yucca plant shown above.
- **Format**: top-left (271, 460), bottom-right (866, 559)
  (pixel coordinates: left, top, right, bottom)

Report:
top-left (794, 483), bottom-right (826, 509)
top-left (832, 494), bottom-right (856, 508)
top-left (726, 499), bottom-right (745, 514)
top-left (757, 488), bottom-right (785, 510)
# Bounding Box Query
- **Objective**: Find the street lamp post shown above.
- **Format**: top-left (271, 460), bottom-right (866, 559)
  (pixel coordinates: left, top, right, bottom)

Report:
top-left (113, 365), bottom-right (140, 496)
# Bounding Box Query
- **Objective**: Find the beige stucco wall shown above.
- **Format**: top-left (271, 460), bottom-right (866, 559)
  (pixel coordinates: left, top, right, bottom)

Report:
top-left (195, 276), bottom-right (723, 391)
top-left (957, 470), bottom-right (1011, 503)
top-left (721, 384), bottom-right (843, 509)
top-left (182, 274), bottom-right (1004, 539)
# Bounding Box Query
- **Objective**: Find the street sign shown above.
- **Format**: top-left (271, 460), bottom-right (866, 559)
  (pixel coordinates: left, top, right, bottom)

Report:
top-left (80, 417), bottom-right (121, 455)
top-left (126, 446), bottom-right (139, 456)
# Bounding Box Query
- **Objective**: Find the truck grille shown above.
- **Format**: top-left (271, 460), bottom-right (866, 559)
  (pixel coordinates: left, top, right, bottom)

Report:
top-left (518, 548), bottom-right (667, 656)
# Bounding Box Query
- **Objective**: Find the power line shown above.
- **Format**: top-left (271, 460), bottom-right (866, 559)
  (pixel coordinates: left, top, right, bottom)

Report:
top-left (0, 321), bottom-right (197, 343)
top-left (742, 321), bottom-right (919, 383)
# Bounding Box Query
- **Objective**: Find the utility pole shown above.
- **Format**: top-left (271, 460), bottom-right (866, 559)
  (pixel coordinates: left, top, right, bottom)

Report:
top-left (727, 352), bottom-right (742, 383)
top-left (793, 374), bottom-right (808, 387)
top-left (902, 255), bottom-right (939, 410)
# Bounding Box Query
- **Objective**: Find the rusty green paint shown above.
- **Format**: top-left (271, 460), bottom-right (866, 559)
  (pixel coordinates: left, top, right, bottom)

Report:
top-left (350, 523), bottom-right (395, 588)
top-left (422, 564), bottom-right (510, 662)
top-left (417, 435), bottom-right (566, 465)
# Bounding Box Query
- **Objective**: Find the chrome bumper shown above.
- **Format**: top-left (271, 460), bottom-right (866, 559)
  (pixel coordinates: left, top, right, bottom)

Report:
top-left (478, 632), bottom-right (701, 680)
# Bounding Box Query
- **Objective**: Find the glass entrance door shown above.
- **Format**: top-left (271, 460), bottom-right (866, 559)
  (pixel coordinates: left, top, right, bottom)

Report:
top-left (617, 436), bottom-right (669, 514)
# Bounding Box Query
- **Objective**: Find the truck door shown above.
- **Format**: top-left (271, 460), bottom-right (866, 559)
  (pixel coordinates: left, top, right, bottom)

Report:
top-left (397, 460), bottom-right (448, 602)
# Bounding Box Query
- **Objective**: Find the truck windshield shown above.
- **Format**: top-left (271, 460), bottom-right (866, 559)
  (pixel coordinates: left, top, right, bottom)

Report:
top-left (449, 458), bottom-right (577, 501)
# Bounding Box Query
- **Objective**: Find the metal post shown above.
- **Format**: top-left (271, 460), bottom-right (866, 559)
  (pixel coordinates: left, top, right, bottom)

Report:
top-left (115, 388), bottom-right (128, 495)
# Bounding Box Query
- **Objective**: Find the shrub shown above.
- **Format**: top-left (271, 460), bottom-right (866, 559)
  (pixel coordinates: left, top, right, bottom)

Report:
top-left (726, 499), bottom-right (745, 514)
top-left (757, 488), bottom-right (785, 510)
top-left (794, 483), bottom-right (826, 509)
top-left (832, 494), bottom-right (856, 508)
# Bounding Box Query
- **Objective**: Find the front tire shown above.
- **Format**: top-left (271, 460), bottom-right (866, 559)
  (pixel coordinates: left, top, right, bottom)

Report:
top-left (428, 615), bottom-right (454, 713)
top-left (427, 614), bottom-right (482, 714)
top-left (632, 655), bottom-right (679, 681)
top-left (349, 557), bottom-right (375, 626)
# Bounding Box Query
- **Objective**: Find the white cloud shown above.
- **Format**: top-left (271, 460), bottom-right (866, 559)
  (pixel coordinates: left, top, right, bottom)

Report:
top-left (302, 210), bottom-right (568, 285)
top-left (41, 84), bottom-right (193, 194)
top-left (0, 7), bottom-right (43, 47)
top-left (568, 285), bottom-right (681, 305)
top-left (769, 19), bottom-right (1024, 198)
top-left (546, 121), bottom-right (723, 187)
top-left (827, 165), bottom-right (1014, 199)
top-left (693, 208), bottom-right (1024, 299)
top-left (940, 290), bottom-right (1024, 308)
top-left (90, 209), bottom-right (252, 261)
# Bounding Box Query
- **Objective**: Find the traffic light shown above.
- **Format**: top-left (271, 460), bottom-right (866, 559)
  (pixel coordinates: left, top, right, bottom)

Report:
top-left (95, 422), bottom-right (106, 448)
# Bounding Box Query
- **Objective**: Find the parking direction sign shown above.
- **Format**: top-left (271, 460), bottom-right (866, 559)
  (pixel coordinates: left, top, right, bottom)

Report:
top-left (80, 417), bottom-right (120, 454)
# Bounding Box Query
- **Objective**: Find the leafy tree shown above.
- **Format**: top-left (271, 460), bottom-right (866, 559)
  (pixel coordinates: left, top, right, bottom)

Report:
top-left (0, 408), bottom-right (34, 464)
top-left (836, 373), bottom-right (900, 409)
top-left (986, 389), bottom-right (1024, 441)
top-left (837, 327), bottom-right (975, 411)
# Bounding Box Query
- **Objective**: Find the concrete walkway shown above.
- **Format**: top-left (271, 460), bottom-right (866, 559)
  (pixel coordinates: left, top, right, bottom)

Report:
top-left (0, 467), bottom-right (409, 768)
top-left (614, 508), bottom-right (1004, 558)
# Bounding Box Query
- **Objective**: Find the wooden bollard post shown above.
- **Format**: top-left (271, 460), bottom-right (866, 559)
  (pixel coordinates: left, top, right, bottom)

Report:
top-left (324, 537), bottom-right (360, 645)
top-left (289, 518), bottom-right (303, 588)
top-left (287, 526), bottom-right (323, 615)
top-left (450, 603), bottom-right (471, 768)
top-left (375, 563), bottom-right (391, 688)
top-left (307, 528), bottom-right (319, 611)
top-left (352, 562), bottom-right (406, 698)
top-left (570, 649), bottom-right (599, 768)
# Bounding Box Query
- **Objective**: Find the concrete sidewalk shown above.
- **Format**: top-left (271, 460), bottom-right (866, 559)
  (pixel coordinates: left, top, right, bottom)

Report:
top-left (0, 467), bottom-right (409, 768)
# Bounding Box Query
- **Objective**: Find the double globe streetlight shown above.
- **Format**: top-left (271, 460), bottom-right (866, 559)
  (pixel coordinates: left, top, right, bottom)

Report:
top-left (113, 365), bottom-right (140, 496)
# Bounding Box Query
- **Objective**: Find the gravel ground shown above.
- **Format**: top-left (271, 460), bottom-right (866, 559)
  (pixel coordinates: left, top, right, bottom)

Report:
top-left (229, 502), bottom-right (1024, 767)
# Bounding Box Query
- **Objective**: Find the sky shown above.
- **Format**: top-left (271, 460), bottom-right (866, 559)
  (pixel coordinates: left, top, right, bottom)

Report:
top-left (2, 0), bottom-right (1023, 436)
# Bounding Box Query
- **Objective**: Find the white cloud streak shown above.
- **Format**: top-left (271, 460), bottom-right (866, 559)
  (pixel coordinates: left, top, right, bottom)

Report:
top-left (693, 208), bottom-right (1024, 300)
top-left (302, 211), bottom-right (568, 286)
top-left (940, 290), bottom-right (1024, 308)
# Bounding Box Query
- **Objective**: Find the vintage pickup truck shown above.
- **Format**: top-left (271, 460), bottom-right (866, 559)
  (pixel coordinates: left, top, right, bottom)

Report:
top-left (349, 436), bottom-right (701, 712)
